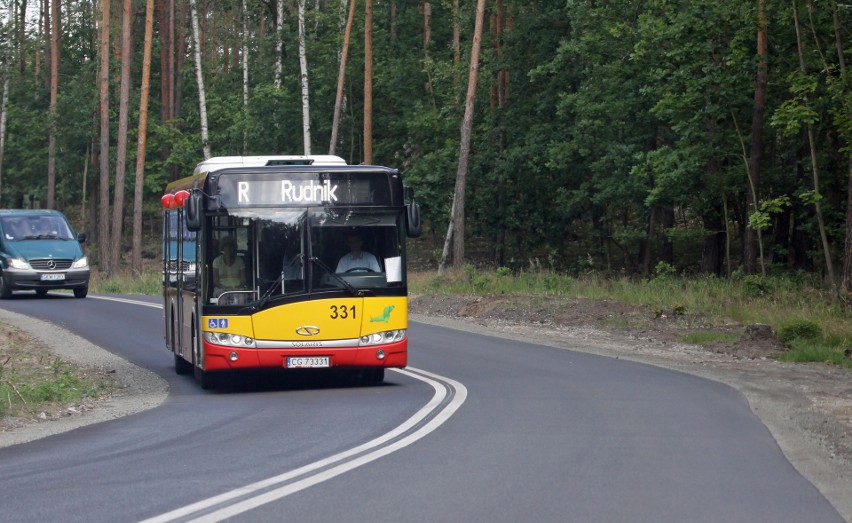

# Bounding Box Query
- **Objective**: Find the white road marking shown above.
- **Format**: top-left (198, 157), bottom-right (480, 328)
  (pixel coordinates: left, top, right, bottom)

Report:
top-left (89, 295), bottom-right (163, 309)
top-left (100, 295), bottom-right (467, 521)
top-left (141, 367), bottom-right (466, 523)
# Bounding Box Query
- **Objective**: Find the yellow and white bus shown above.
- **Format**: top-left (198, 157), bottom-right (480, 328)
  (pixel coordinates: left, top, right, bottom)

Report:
top-left (161, 155), bottom-right (421, 388)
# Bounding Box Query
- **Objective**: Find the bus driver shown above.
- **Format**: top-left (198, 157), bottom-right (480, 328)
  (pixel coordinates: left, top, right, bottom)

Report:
top-left (336, 231), bottom-right (381, 273)
top-left (212, 236), bottom-right (246, 302)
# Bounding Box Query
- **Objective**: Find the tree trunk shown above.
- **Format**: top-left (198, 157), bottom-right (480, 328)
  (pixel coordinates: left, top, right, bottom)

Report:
top-left (157, 0), bottom-right (172, 124)
top-left (18, 0), bottom-right (28, 75)
top-left (298, 0), bottom-right (312, 155)
top-left (744, 0), bottom-right (768, 275)
top-left (46, 0), bottom-right (59, 209)
top-left (793, 0), bottom-right (836, 292)
top-left (363, 0), bottom-right (373, 164)
top-left (189, 0), bottom-right (211, 159)
top-left (0, 71), bottom-right (9, 202)
top-left (329, 0), bottom-right (356, 156)
top-left (242, 0), bottom-right (249, 154)
top-left (174, 1), bottom-right (186, 139)
top-left (132, 0), bottom-right (155, 274)
top-left (98, 0), bottom-right (111, 272)
top-left (110, 0), bottom-right (133, 271)
top-left (41, 0), bottom-right (49, 90)
top-left (834, 1), bottom-right (852, 295)
top-left (275, 0), bottom-right (284, 89)
top-left (641, 205), bottom-right (656, 278)
top-left (447, 0), bottom-right (487, 269)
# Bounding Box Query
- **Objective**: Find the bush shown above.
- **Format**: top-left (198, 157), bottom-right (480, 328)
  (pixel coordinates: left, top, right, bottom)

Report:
top-left (742, 275), bottom-right (773, 297)
top-left (778, 319), bottom-right (822, 343)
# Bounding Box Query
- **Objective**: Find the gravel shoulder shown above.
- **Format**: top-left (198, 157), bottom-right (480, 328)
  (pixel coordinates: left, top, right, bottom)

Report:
top-left (0, 308), bottom-right (168, 448)
top-left (0, 297), bottom-right (849, 521)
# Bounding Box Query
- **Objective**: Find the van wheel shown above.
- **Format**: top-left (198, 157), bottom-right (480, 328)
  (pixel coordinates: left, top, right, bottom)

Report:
top-left (0, 275), bottom-right (12, 299)
top-left (73, 286), bottom-right (88, 298)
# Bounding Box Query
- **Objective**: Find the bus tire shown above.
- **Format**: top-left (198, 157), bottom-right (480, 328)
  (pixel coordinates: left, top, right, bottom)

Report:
top-left (194, 366), bottom-right (217, 390)
top-left (174, 352), bottom-right (192, 375)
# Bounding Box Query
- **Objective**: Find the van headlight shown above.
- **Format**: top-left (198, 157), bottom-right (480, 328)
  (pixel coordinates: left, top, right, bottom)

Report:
top-left (71, 256), bottom-right (88, 269)
top-left (7, 258), bottom-right (31, 270)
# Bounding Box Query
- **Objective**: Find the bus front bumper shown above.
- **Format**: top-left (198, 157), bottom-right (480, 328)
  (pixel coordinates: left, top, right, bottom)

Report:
top-left (200, 338), bottom-right (407, 372)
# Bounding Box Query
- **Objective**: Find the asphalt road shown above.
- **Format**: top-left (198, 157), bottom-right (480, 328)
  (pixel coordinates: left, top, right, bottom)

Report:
top-left (0, 294), bottom-right (844, 523)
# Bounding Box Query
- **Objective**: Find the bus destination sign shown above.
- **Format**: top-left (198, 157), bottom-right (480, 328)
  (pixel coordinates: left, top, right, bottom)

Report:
top-left (215, 173), bottom-right (386, 207)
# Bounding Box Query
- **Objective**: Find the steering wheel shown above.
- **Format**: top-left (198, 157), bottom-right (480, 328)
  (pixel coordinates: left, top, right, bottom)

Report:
top-left (345, 267), bottom-right (376, 273)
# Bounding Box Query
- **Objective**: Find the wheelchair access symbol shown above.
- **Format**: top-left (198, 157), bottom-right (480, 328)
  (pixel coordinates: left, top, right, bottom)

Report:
top-left (208, 318), bottom-right (229, 329)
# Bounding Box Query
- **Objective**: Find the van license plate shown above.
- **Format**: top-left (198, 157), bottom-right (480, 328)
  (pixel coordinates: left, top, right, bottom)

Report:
top-left (40, 273), bottom-right (65, 281)
top-left (286, 357), bottom-right (330, 368)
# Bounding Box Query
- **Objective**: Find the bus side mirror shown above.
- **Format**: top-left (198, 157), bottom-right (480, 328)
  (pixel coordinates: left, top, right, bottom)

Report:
top-left (406, 202), bottom-right (422, 238)
top-left (186, 192), bottom-right (202, 232)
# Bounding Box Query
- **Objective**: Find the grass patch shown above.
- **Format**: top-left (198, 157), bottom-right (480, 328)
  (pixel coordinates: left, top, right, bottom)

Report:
top-left (680, 331), bottom-right (742, 345)
top-left (411, 268), bottom-right (852, 367)
top-left (89, 265), bottom-right (161, 295)
top-left (781, 338), bottom-right (852, 367)
top-left (0, 325), bottom-right (111, 419)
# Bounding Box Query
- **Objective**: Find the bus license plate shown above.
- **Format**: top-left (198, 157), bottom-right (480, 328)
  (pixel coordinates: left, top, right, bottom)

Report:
top-left (286, 356), bottom-right (330, 368)
top-left (40, 273), bottom-right (65, 281)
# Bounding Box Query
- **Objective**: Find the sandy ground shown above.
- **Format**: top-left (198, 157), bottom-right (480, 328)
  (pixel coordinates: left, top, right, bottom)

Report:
top-left (0, 297), bottom-right (849, 521)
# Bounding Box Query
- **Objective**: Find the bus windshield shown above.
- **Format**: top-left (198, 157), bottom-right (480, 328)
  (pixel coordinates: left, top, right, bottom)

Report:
top-left (205, 207), bottom-right (404, 306)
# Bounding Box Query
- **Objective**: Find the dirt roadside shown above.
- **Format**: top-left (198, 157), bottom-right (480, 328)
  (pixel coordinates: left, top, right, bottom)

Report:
top-left (409, 294), bottom-right (852, 522)
top-left (0, 297), bottom-right (849, 521)
top-left (0, 308), bottom-right (168, 448)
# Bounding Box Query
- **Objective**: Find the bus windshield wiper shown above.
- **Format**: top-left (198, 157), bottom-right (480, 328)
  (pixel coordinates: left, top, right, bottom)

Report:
top-left (244, 254), bottom-right (303, 312)
top-left (309, 257), bottom-right (366, 297)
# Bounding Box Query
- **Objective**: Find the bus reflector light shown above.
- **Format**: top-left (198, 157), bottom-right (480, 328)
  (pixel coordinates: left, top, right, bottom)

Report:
top-left (229, 352), bottom-right (239, 361)
top-left (376, 349), bottom-right (386, 360)
top-left (174, 190), bottom-right (190, 206)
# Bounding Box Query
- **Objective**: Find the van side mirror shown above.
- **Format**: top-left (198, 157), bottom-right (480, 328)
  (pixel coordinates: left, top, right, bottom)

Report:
top-left (186, 191), bottom-right (202, 232)
top-left (77, 232), bottom-right (87, 243)
top-left (406, 202), bottom-right (422, 238)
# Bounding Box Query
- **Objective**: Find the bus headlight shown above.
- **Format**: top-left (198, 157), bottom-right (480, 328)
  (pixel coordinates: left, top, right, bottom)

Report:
top-left (203, 331), bottom-right (256, 348)
top-left (359, 329), bottom-right (406, 346)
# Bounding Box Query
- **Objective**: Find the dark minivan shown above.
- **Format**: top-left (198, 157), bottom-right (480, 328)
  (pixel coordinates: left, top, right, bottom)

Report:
top-left (0, 210), bottom-right (90, 298)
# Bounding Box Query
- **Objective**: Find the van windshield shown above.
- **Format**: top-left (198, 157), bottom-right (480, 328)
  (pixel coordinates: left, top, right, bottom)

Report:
top-left (0, 215), bottom-right (76, 241)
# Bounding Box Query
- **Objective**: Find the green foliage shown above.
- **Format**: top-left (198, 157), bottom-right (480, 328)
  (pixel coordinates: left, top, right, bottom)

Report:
top-left (741, 275), bottom-right (773, 297)
top-left (778, 319), bottom-right (822, 344)
top-left (0, 0), bottom-right (848, 280)
top-left (748, 196), bottom-right (791, 232)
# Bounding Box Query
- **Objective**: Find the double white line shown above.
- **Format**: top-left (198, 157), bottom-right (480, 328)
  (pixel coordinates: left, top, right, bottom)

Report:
top-left (140, 367), bottom-right (466, 522)
top-left (91, 296), bottom-right (467, 522)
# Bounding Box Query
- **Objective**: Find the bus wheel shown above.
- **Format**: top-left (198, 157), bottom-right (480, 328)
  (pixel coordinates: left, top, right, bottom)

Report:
top-left (194, 366), bottom-right (217, 390)
top-left (174, 352), bottom-right (193, 375)
top-left (362, 368), bottom-right (385, 385)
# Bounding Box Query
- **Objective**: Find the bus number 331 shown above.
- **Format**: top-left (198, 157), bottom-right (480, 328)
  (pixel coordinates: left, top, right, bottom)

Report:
top-left (330, 304), bottom-right (356, 319)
